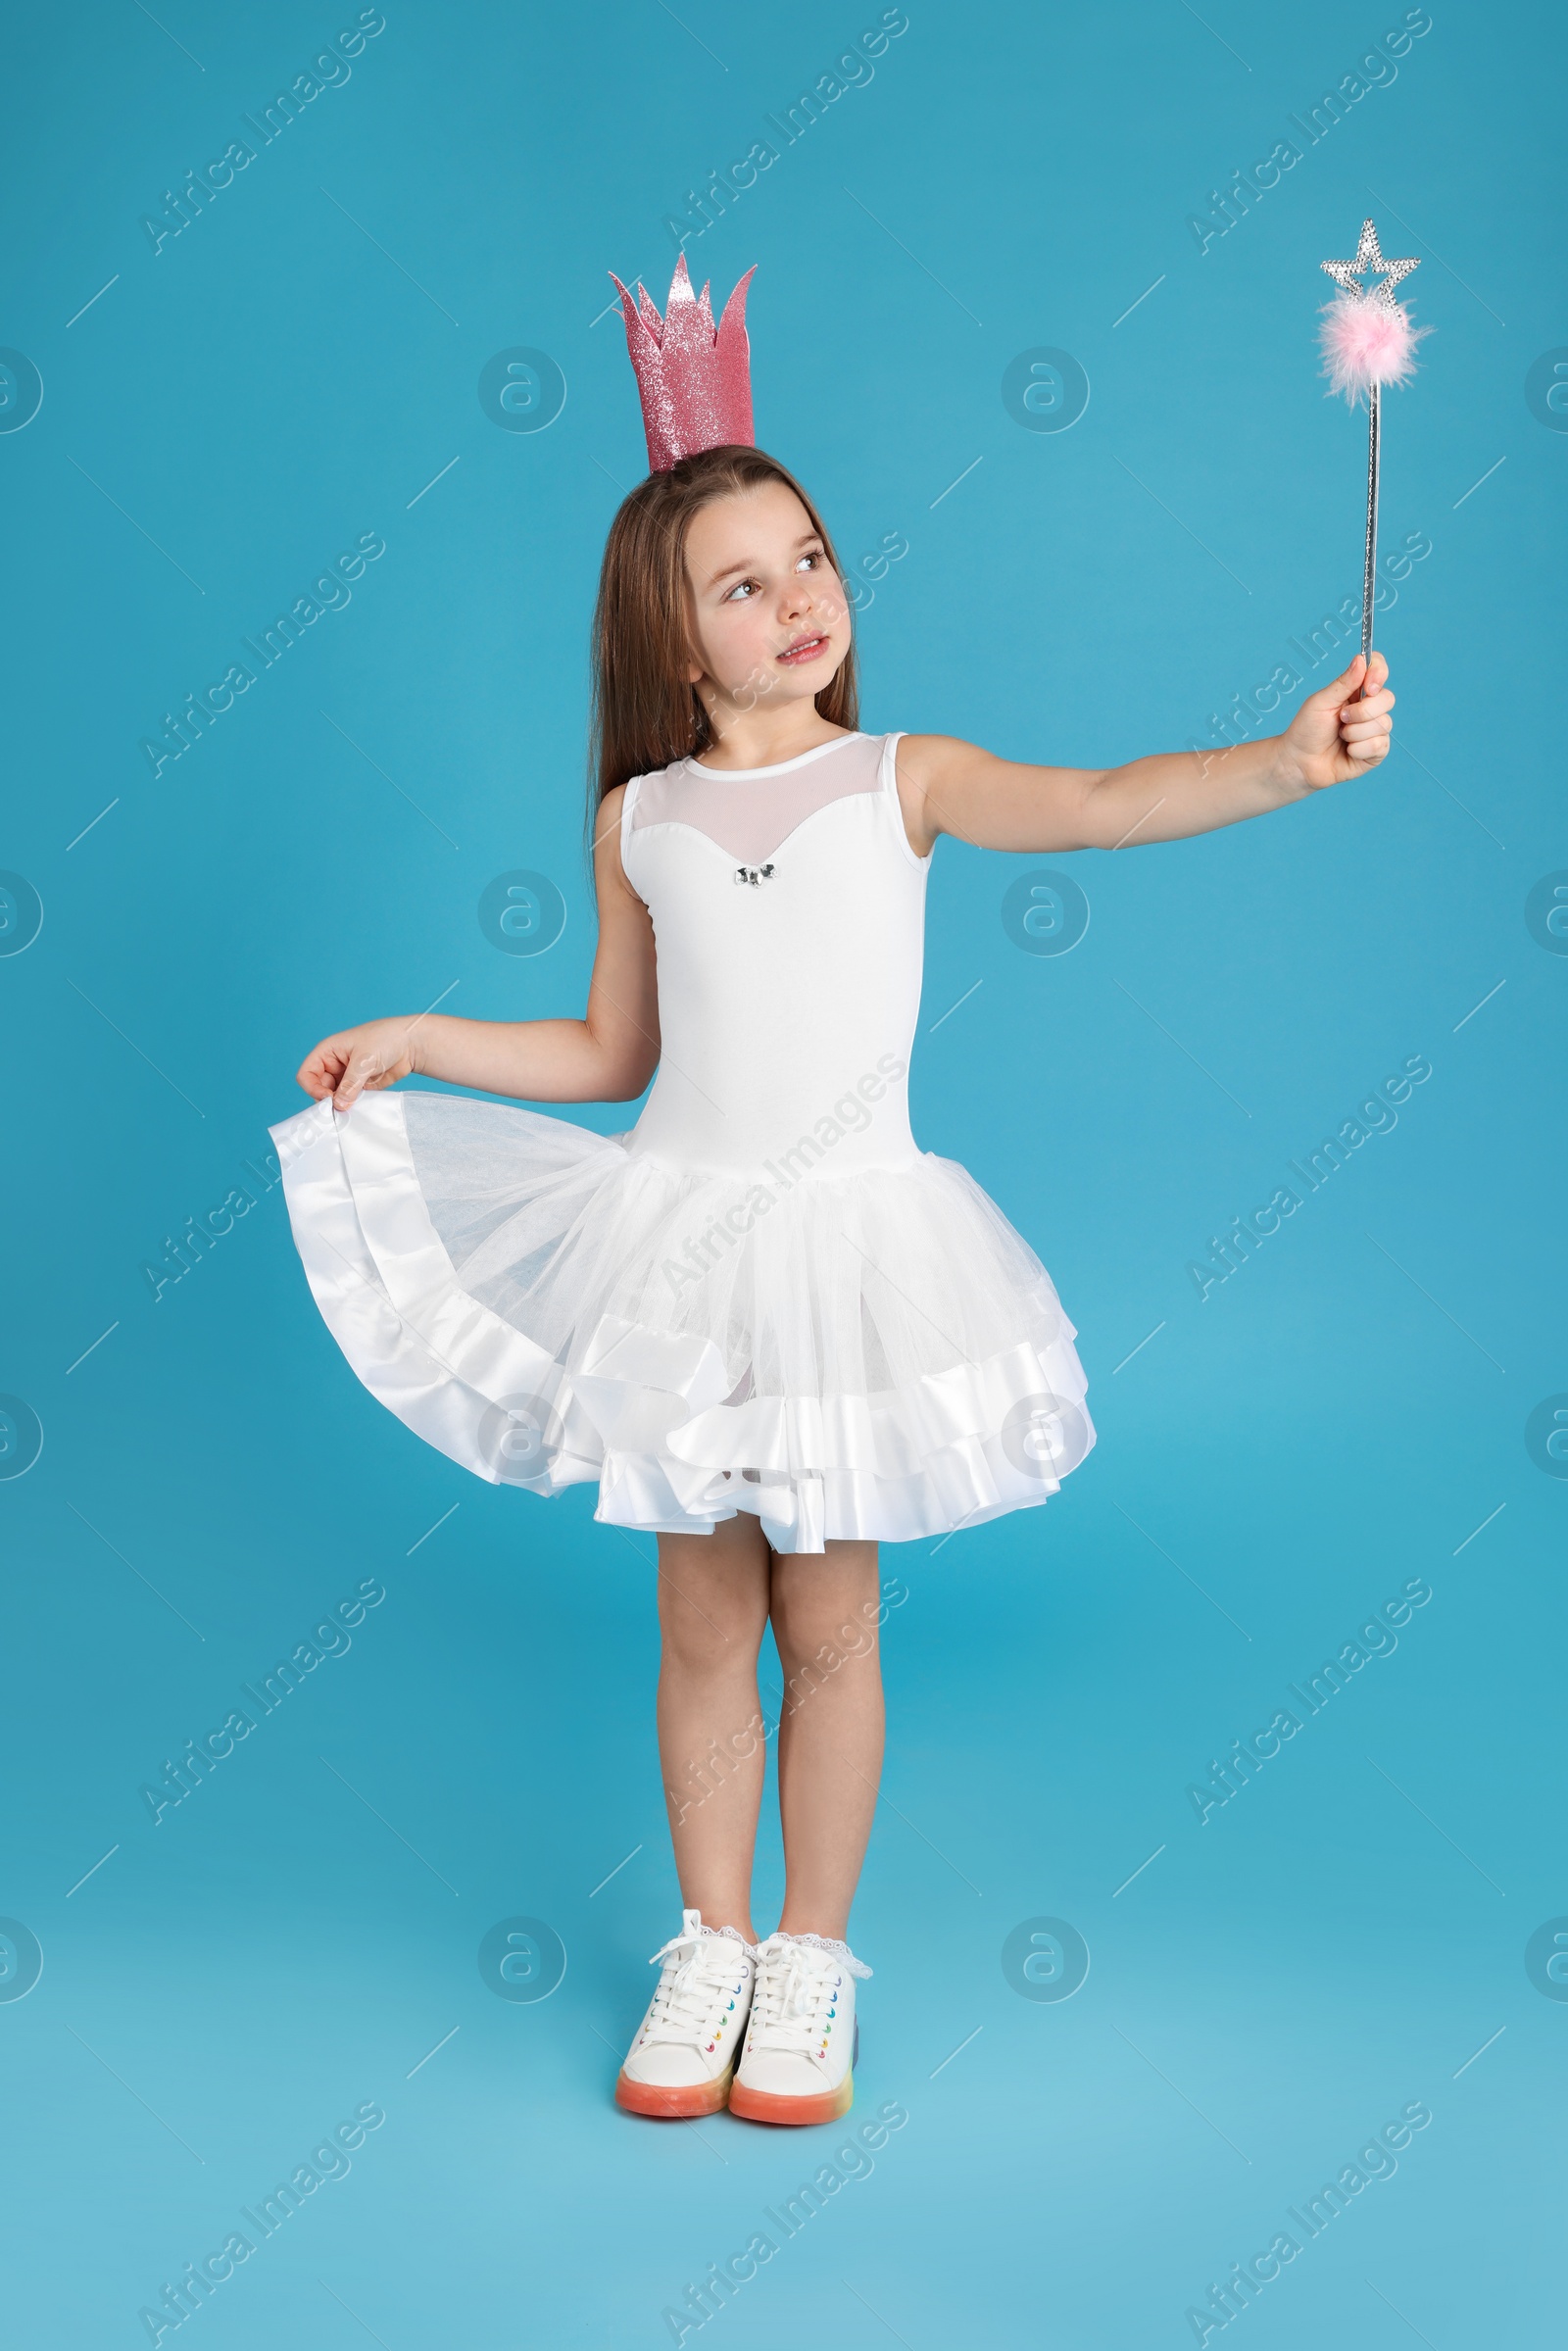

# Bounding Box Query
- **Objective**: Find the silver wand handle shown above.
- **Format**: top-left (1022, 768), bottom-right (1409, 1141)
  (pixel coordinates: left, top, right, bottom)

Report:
top-left (1359, 380), bottom-right (1381, 695)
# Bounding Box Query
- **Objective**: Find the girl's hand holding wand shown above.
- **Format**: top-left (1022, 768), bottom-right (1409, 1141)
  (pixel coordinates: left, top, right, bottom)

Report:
top-left (1273, 647), bottom-right (1395, 789)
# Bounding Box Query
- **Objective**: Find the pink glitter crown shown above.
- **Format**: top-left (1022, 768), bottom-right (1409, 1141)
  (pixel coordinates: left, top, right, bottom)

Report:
top-left (609, 255), bottom-right (757, 473)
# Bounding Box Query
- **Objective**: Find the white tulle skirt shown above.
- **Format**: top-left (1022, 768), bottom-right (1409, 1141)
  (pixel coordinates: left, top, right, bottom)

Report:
top-left (269, 1091), bottom-right (1095, 1553)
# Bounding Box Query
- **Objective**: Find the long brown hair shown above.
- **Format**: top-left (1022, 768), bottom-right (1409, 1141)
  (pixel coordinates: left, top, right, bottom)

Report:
top-left (586, 445), bottom-right (858, 861)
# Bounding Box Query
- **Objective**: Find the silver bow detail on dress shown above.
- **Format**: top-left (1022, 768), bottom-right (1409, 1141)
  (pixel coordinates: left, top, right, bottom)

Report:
top-left (733, 861), bottom-right (776, 887)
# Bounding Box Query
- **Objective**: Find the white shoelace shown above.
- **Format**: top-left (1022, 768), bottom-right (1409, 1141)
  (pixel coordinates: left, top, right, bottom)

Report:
top-left (644, 1917), bottom-right (752, 2042)
top-left (748, 1932), bottom-right (871, 2057)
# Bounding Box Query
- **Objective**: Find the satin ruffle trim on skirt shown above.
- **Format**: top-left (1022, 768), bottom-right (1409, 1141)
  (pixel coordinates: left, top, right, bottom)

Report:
top-left (268, 1092), bottom-right (1096, 1553)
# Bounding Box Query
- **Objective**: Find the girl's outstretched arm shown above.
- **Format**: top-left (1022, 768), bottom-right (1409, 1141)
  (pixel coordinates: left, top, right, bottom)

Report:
top-left (295, 783), bottom-right (661, 1112)
top-left (898, 652), bottom-right (1395, 857)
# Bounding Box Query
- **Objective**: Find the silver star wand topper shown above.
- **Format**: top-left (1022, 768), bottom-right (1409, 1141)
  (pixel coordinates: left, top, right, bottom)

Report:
top-left (1317, 220), bottom-right (1425, 688)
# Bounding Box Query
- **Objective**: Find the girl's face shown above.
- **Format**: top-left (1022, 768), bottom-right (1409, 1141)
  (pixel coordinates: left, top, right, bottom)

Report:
top-left (681, 481), bottom-right (851, 716)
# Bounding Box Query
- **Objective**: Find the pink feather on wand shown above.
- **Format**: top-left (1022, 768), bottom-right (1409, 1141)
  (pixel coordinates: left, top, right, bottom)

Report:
top-left (1316, 219), bottom-right (1429, 695)
top-left (1318, 292), bottom-right (1425, 400)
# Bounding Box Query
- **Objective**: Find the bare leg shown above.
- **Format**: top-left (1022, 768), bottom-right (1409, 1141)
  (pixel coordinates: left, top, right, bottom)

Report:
top-left (655, 1513), bottom-right (772, 1945)
top-left (767, 1540), bottom-right (885, 1943)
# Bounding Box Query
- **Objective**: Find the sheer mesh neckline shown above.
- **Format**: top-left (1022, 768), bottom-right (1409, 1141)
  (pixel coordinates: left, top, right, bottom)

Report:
top-left (685, 731), bottom-right (864, 783)
top-left (631, 730), bottom-right (884, 862)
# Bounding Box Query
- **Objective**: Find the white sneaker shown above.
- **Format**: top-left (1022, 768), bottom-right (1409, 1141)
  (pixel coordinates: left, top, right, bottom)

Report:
top-left (614, 1909), bottom-right (758, 2118)
top-left (728, 1930), bottom-right (871, 2126)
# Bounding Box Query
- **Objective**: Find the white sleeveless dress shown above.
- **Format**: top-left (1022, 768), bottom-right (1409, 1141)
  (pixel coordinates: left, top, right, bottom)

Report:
top-left (269, 731), bottom-right (1094, 1552)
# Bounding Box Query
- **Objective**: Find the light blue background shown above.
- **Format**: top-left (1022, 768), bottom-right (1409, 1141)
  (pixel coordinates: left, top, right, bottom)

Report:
top-left (2, 1), bottom-right (1562, 2343)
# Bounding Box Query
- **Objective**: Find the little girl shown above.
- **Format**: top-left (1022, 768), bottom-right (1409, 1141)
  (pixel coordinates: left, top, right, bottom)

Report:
top-left (270, 258), bottom-right (1394, 2129)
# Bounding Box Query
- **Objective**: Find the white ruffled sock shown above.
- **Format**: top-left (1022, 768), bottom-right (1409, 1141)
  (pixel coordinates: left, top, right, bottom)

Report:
top-left (761, 1927), bottom-right (872, 1979)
